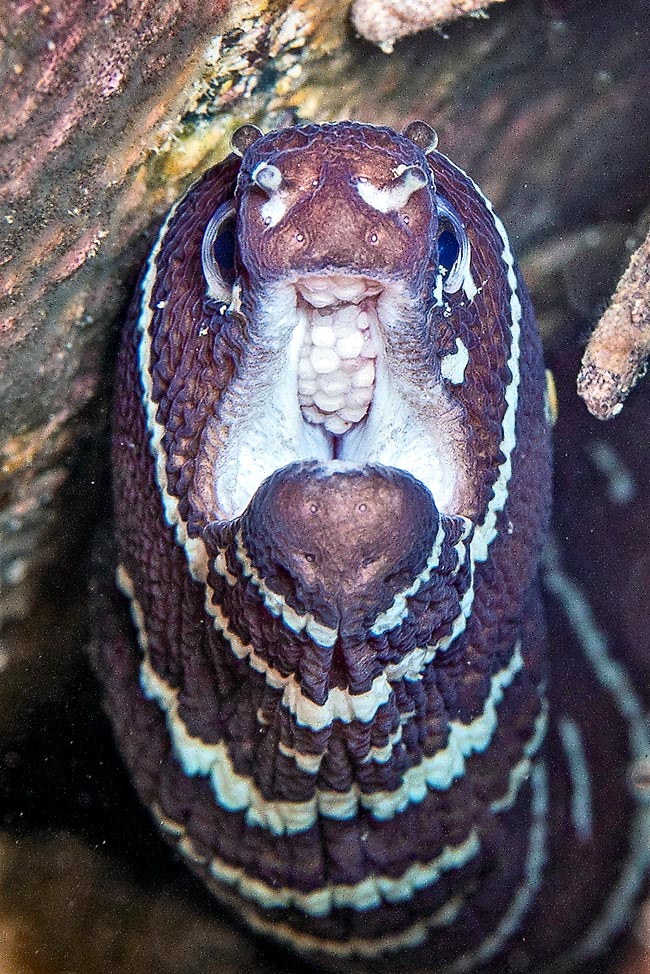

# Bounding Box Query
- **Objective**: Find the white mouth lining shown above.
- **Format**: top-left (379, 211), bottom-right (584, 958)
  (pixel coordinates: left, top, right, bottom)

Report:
top-left (211, 275), bottom-right (468, 521)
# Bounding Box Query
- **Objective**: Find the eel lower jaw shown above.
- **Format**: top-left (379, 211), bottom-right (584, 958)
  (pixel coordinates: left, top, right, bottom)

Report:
top-left (213, 274), bottom-right (472, 522)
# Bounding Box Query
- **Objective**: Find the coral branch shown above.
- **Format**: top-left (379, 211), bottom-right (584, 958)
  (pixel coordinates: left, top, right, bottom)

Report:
top-left (578, 229), bottom-right (650, 420)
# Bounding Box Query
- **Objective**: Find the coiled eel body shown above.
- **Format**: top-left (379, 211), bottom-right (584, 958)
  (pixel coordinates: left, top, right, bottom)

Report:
top-left (98, 121), bottom-right (650, 973)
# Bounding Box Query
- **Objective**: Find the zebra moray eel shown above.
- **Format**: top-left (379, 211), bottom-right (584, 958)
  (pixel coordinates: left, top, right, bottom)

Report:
top-left (98, 121), bottom-right (650, 972)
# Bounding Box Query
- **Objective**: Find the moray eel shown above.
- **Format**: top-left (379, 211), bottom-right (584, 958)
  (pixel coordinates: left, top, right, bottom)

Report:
top-left (97, 121), bottom-right (650, 972)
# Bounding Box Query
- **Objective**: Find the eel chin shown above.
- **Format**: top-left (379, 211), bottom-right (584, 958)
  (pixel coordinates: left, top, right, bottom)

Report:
top-left (203, 453), bottom-right (473, 653)
top-left (236, 459), bottom-right (449, 637)
top-left (210, 272), bottom-right (473, 527)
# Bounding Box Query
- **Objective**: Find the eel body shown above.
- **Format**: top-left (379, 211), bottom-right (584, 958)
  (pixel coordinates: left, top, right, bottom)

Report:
top-left (98, 121), bottom-right (650, 973)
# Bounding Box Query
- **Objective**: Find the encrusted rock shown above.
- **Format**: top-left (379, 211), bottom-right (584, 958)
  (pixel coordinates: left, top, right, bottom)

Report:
top-left (578, 228), bottom-right (650, 420)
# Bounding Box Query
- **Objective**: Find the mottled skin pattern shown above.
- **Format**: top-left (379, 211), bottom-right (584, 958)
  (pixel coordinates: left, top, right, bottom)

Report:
top-left (95, 122), bottom-right (650, 973)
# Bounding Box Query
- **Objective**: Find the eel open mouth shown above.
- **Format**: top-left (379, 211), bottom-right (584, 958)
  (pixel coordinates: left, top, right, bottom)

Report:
top-left (211, 270), bottom-right (471, 526)
top-left (198, 127), bottom-right (476, 527)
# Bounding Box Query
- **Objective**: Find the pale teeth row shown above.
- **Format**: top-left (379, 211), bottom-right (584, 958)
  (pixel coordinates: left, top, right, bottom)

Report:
top-left (297, 275), bottom-right (383, 308)
top-left (297, 301), bottom-right (377, 435)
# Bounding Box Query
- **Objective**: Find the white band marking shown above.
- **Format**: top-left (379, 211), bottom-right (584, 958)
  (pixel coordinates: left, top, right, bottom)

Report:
top-left (119, 560), bottom-right (524, 835)
top-left (557, 714), bottom-right (594, 843)
top-left (543, 540), bottom-right (650, 968)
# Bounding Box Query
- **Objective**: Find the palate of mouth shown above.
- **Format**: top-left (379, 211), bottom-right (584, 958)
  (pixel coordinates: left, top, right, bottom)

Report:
top-left (294, 274), bottom-right (383, 443)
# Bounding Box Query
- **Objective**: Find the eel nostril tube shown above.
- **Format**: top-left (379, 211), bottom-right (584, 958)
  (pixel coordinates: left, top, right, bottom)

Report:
top-left (252, 162), bottom-right (283, 194)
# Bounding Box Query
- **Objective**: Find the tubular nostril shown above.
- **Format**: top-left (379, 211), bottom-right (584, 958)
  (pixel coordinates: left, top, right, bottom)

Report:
top-left (402, 120), bottom-right (439, 154)
top-left (252, 162), bottom-right (283, 194)
top-left (231, 123), bottom-right (263, 156)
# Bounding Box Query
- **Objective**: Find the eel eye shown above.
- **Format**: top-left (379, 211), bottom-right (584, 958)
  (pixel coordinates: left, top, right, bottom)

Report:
top-left (436, 195), bottom-right (471, 294)
top-left (438, 228), bottom-right (460, 281)
top-left (201, 201), bottom-right (237, 302)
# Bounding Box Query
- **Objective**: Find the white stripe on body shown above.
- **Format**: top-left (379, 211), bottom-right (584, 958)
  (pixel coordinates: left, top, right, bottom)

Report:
top-left (119, 563), bottom-right (524, 835)
top-left (448, 761), bottom-right (549, 973)
top-left (490, 699), bottom-right (548, 814)
top-left (153, 806), bottom-right (474, 929)
top-left (432, 167), bottom-right (524, 655)
top-left (557, 714), bottom-right (594, 843)
top-left (543, 540), bottom-right (650, 969)
top-left (225, 759), bottom-right (547, 960)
